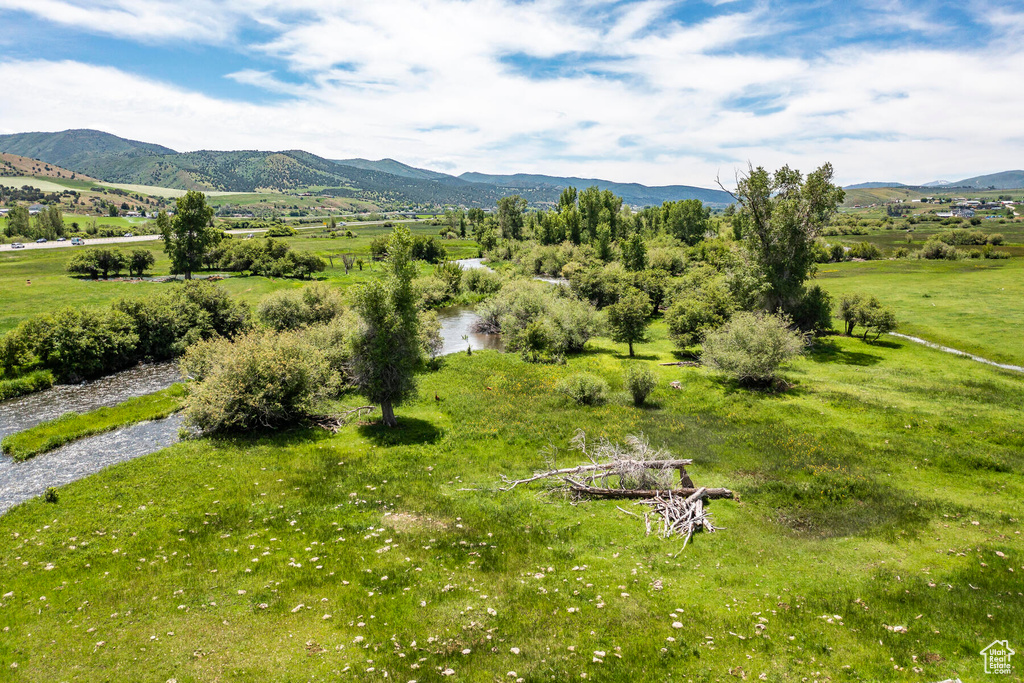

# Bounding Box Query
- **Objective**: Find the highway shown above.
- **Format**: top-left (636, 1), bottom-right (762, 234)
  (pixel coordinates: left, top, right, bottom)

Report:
top-left (0, 219), bottom-right (421, 252)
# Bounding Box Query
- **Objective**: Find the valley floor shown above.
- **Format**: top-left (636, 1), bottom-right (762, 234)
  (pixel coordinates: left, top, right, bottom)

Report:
top-left (1, 323), bottom-right (1021, 682)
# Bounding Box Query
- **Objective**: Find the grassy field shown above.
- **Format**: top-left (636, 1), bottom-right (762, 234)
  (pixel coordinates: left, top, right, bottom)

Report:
top-left (1, 385), bottom-right (186, 461)
top-left (0, 322), bottom-right (1021, 681)
top-left (0, 226), bottom-right (479, 335)
top-left (814, 258), bottom-right (1024, 366)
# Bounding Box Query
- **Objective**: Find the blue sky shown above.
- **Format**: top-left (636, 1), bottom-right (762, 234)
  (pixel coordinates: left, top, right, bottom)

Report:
top-left (1, 0), bottom-right (1023, 186)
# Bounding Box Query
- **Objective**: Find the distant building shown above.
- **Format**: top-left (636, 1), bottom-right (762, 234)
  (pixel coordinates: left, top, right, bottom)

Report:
top-left (28, 204), bottom-right (45, 215)
top-left (952, 208), bottom-right (975, 218)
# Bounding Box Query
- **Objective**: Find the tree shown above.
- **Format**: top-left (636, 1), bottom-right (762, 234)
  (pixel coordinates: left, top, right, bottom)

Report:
top-left (621, 232), bottom-right (648, 271)
top-left (497, 195), bottom-right (528, 240)
top-left (128, 249), bottom-right (155, 277)
top-left (5, 205), bottom-right (29, 237)
top-left (664, 199), bottom-right (711, 246)
top-left (352, 226), bottom-right (421, 427)
top-left (730, 163), bottom-right (845, 315)
top-left (840, 294), bottom-right (896, 340)
top-left (467, 207), bottom-right (485, 229)
top-left (606, 288), bottom-right (652, 357)
top-left (161, 192), bottom-right (220, 280)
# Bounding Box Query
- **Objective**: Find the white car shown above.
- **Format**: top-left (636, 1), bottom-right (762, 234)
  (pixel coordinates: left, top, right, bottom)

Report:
top-left (11, 242), bottom-right (25, 249)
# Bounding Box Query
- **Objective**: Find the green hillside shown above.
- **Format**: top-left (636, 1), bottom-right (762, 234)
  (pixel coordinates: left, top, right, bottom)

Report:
top-left (460, 171), bottom-right (734, 206)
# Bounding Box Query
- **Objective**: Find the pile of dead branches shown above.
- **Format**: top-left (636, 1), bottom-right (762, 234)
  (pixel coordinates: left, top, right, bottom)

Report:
top-left (499, 430), bottom-right (733, 549)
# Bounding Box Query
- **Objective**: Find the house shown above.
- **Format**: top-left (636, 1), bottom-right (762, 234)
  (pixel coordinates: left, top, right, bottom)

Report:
top-left (28, 203), bottom-right (45, 215)
top-left (952, 208), bottom-right (975, 218)
top-left (981, 640), bottom-right (1015, 675)
top-left (0, 208), bottom-right (9, 216)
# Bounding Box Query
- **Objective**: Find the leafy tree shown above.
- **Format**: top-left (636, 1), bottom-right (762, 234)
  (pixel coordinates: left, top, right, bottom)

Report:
top-left (128, 248), bottom-right (155, 277)
top-left (66, 248), bottom-right (127, 279)
top-left (606, 288), bottom-right (652, 357)
top-left (497, 195), bottom-right (528, 240)
top-left (352, 226), bottom-right (422, 427)
top-left (467, 207), bottom-right (485, 228)
top-left (621, 232), bottom-right (647, 271)
top-left (5, 205), bottom-right (29, 237)
top-left (664, 199), bottom-right (711, 246)
top-left (161, 191), bottom-right (220, 279)
top-left (732, 163), bottom-right (845, 315)
top-left (839, 294), bottom-right (896, 340)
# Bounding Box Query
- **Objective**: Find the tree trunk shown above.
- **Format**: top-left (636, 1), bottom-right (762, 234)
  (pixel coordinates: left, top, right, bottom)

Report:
top-left (380, 400), bottom-right (397, 427)
top-left (628, 342), bottom-right (634, 357)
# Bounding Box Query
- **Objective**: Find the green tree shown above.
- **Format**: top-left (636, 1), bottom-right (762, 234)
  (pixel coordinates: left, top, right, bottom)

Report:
top-left (5, 205), bottom-right (29, 237)
top-left (621, 232), bottom-right (648, 271)
top-left (664, 199), bottom-right (711, 246)
top-left (161, 192), bottom-right (219, 280)
top-left (732, 163), bottom-right (845, 314)
top-left (497, 195), bottom-right (528, 240)
top-left (606, 288), bottom-right (652, 357)
top-left (352, 226), bottom-right (421, 427)
top-left (128, 248), bottom-right (156, 277)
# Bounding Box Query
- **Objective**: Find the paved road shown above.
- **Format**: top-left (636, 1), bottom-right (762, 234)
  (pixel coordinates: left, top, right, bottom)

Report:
top-left (0, 219), bottom-right (422, 253)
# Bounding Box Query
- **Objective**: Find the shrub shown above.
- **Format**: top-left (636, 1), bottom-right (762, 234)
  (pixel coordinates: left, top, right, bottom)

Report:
top-left (623, 364), bottom-right (656, 406)
top-left (892, 246), bottom-right (910, 258)
top-left (556, 372), bottom-right (609, 405)
top-left (987, 233), bottom-right (1004, 245)
top-left (790, 285), bottom-right (833, 334)
top-left (265, 224), bottom-right (296, 237)
top-left (701, 312), bottom-right (805, 386)
top-left (415, 276), bottom-right (452, 309)
top-left (257, 284), bottom-right (344, 331)
top-left (463, 267), bottom-right (503, 294)
top-left (918, 239), bottom-right (958, 260)
top-left (476, 280), bottom-right (600, 359)
top-left (181, 329), bottom-right (340, 432)
top-left (848, 242), bottom-right (883, 260)
top-left (43, 487), bottom-right (59, 504)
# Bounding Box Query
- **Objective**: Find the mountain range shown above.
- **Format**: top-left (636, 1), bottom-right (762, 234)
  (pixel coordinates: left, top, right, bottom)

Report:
top-left (0, 129), bottom-right (734, 208)
top-left (845, 170), bottom-right (1024, 191)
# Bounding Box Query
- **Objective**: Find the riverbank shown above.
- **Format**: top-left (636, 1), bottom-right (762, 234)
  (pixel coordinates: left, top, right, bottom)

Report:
top-left (1, 384), bottom-right (186, 461)
top-left (1, 325), bottom-right (1020, 680)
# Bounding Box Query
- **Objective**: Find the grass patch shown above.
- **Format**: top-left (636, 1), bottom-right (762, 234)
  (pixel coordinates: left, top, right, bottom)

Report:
top-left (0, 369), bottom-right (54, 401)
top-left (0, 384), bottom-right (186, 461)
top-left (0, 324), bottom-right (1021, 681)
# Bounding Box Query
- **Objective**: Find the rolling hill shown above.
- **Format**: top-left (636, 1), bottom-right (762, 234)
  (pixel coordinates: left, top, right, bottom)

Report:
top-left (0, 152), bottom-right (96, 182)
top-left (0, 129), bottom-right (735, 208)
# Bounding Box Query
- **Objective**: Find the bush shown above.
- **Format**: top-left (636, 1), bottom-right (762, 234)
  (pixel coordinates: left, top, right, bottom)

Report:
top-left (181, 329), bottom-right (340, 432)
top-left (918, 239), bottom-right (959, 260)
top-left (848, 242), bottom-right (883, 260)
top-left (555, 372), bottom-right (609, 405)
top-left (257, 284), bottom-right (344, 331)
top-left (701, 312), bottom-right (805, 386)
top-left (623, 364), bottom-right (656, 406)
top-left (790, 285), bottom-right (833, 334)
top-left (463, 267), bottom-right (503, 294)
top-left (415, 276), bottom-right (452, 309)
top-left (43, 487), bottom-right (59, 504)
top-left (265, 225), bottom-right (296, 237)
top-left (475, 280), bottom-right (600, 360)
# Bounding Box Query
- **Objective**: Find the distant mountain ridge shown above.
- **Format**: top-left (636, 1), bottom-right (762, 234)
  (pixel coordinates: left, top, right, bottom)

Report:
top-left (0, 129), bottom-right (734, 207)
top-left (846, 170), bottom-right (1024, 191)
top-left (844, 181), bottom-right (907, 190)
top-left (460, 172), bottom-right (733, 206)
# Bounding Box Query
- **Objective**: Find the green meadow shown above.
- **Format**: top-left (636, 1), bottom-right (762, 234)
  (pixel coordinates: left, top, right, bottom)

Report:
top-left (0, 226), bottom-right (479, 335)
top-left (814, 258), bottom-right (1024, 366)
top-left (0, 322), bottom-right (1021, 681)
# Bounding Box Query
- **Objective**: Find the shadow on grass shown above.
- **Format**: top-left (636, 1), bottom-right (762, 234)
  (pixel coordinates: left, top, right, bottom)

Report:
top-left (358, 416), bottom-right (443, 446)
top-left (708, 375), bottom-right (809, 399)
top-left (611, 352), bottom-right (660, 361)
top-left (808, 340), bottom-right (885, 366)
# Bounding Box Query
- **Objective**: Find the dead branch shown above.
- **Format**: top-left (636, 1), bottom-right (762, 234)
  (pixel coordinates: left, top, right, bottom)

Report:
top-left (311, 406), bottom-right (377, 432)
top-left (563, 479), bottom-right (733, 500)
top-left (499, 459), bottom-right (693, 491)
top-left (659, 361), bottom-right (701, 367)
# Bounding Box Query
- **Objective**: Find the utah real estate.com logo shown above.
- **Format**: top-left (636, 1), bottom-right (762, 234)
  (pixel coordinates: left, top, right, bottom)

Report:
top-left (981, 640), bottom-right (1015, 675)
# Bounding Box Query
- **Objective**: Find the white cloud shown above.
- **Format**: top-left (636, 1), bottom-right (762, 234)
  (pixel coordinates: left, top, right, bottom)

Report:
top-left (1, 0), bottom-right (1023, 187)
